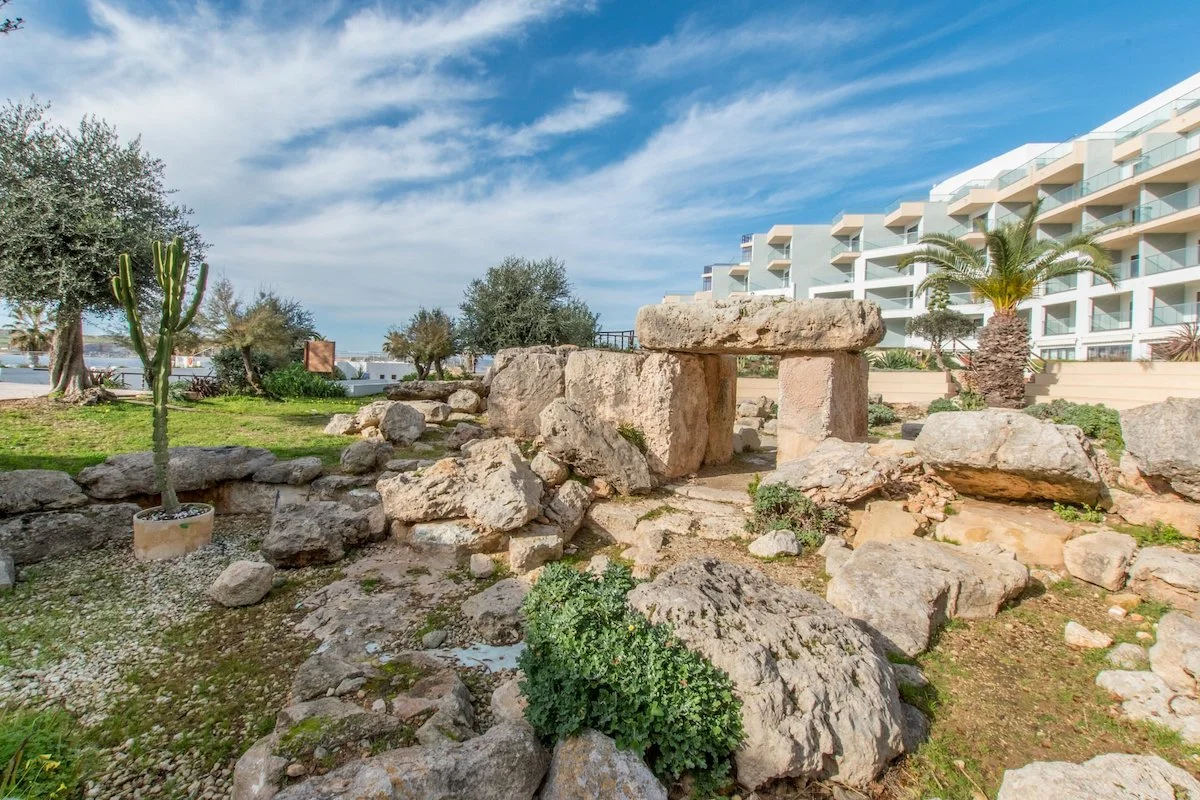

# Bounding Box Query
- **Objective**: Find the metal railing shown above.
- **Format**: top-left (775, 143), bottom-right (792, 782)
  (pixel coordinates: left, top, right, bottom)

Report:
top-left (1152, 302), bottom-right (1200, 327)
top-left (884, 197), bottom-right (908, 215)
top-left (1032, 141), bottom-right (1075, 170)
top-left (865, 262), bottom-right (914, 281)
top-left (948, 291), bottom-right (976, 306)
top-left (767, 246), bottom-right (791, 260)
top-left (997, 166), bottom-right (1029, 189)
top-left (1090, 308), bottom-right (1132, 332)
top-left (832, 209), bottom-right (846, 225)
top-left (947, 218), bottom-right (989, 237)
top-left (810, 271), bottom-right (855, 286)
top-left (1133, 136), bottom-right (1193, 175)
top-left (594, 330), bottom-right (638, 350)
top-left (831, 240), bottom-right (865, 256)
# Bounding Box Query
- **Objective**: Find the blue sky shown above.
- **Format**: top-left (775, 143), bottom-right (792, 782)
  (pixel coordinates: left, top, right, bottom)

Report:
top-left (2, 0), bottom-right (1198, 350)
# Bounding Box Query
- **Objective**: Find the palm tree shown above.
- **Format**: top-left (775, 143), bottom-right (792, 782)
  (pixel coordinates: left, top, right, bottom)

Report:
top-left (899, 199), bottom-right (1118, 407)
top-left (7, 302), bottom-right (53, 367)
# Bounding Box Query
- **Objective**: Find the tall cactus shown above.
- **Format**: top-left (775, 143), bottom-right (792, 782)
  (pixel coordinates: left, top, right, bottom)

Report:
top-left (113, 238), bottom-right (208, 515)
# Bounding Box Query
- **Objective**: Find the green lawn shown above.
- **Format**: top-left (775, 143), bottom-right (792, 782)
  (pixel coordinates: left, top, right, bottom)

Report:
top-left (0, 395), bottom-right (381, 474)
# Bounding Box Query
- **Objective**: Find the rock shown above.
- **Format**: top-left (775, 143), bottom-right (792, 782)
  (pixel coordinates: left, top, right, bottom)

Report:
top-left (900, 422), bottom-right (923, 440)
top-left (446, 423), bottom-right (485, 450)
top-left (737, 397), bottom-right (772, 419)
top-left (587, 554), bottom-right (613, 575)
top-left (531, 451), bottom-right (569, 486)
top-left (634, 296), bottom-right (884, 354)
top-left (377, 402), bottom-right (426, 445)
top-left (854, 501), bottom-right (922, 547)
top-left (291, 654), bottom-right (366, 702)
top-left (408, 668), bottom-right (477, 743)
top-left (0, 551), bottom-right (13, 591)
top-left (1108, 643), bottom-right (1149, 669)
top-left (899, 703), bottom-right (930, 753)
top-left (387, 379), bottom-right (488, 401)
top-left (252, 457), bottom-right (323, 486)
top-left (1110, 489), bottom-right (1200, 539)
top-left (775, 351), bottom-right (870, 463)
top-left (405, 400), bottom-right (453, 424)
top-left (541, 729), bottom-right (667, 800)
top-left (0, 503), bottom-right (140, 565)
top-left (261, 500), bottom-right (386, 567)
top-left (892, 663), bottom-right (928, 689)
top-left (359, 425), bottom-right (386, 442)
top-left (209, 560), bottom-right (275, 607)
top-left (324, 413), bottom-right (358, 436)
top-left (762, 419), bottom-right (777, 435)
top-left (232, 735), bottom-right (288, 800)
top-left (543, 481), bottom-right (592, 540)
top-left (748, 529), bottom-right (799, 558)
top-left (737, 416), bottom-right (764, 430)
top-left (761, 438), bottom-right (901, 505)
top-left (76, 445), bottom-right (277, 499)
top-left (490, 678), bottom-right (528, 726)
top-left (509, 528), bottom-right (563, 573)
top-left (407, 520), bottom-right (504, 555)
top-left (461, 578), bottom-right (528, 644)
top-left (819, 536), bottom-right (853, 576)
top-left (487, 348), bottom-right (567, 439)
top-left (1150, 612), bottom-right (1200, 693)
top-left (996, 754), bottom-right (1200, 800)
top-left (1110, 592), bottom-right (1142, 611)
top-left (935, 500), bottom-right (1079, 569)
top-left (915, 410), bottom-right (1103, 504)
top-left (0, 470), bottom-right (88, 515)
top-left (627, 558), bottom-right (905, 790)
top-left (1063, 531), bottom-right (1137, 591)
top-left (538, 399), bottom-right (654, 495)
top-left (272, 722), bottom-right (548, 800)
top-left (826, 539), bottom-right (1029, 656)
top-left (1122, 398), bottom-right (1200, 501)
top-left (308, 474), bottom-right (375, 499)
top-left (339, 440), bottom-right (394, 475)
top-left (421, 629), bottom-right (448, 649)
top-left (470, 553), bottom-right (496, 579)
top-left (734, 426), bottom-right (762, 452)
top-left (447, 388), bottom-right (483, 414)
top-left (1129, 547), bottom-right (1200, 615)
top-left (1064, 621), bottom-right (1113, 649)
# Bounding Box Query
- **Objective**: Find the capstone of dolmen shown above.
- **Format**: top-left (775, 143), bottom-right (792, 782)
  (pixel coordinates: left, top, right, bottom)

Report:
top-left (635, 297), bottom-right (884, 354)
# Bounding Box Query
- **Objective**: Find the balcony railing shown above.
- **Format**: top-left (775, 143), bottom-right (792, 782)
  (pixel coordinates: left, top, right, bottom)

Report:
top-left (997, 166), bottom-right (1029, 189)
top-left (1043, 317), bottom-right (1076, 335)
top-left (948, 291), bottom-right (976, 306)
top-left (1078, 163), bottom-right (1125, 198)
top-left (1090, 309), bottom-right (1132, 332)
top-left (947, 218), bottom-right (989, 238)
top-left (1040, 183), bottom-right (1081, 212)
top-left (810, 272), bottom-right (855, 286)
top-left (1095, 258), bottom-right (1140, 284)
top-left (994, 207), bottom-right (1031, 227)
top-left (865, 263), bottom-right (914, 281)
top-left (1137, 186), bottom-right (1200, 225)
top-left (1032, 141), bottom-right (1074, 170)
top-left (767, 246), bottom-right (791, 260)
top-left (1115, 90), bottom-right (1200, 144)
top-left (1082, 208), bottom-right (1134, 233)
top-left (883, 197), bottom-right (903, 215)
top-left (1042, 275), bottom-right (1078, 295)
top-left (832, 210), bottom-right (846, 225)
top-left (948, 180), bottom-right (990, 203)
top-left (1144, 246), bottom-right (1199, 276)
top-left (1133, 136), bottom-right (1193, 175)
top-left (1152, 302), bottom-right (1200, 327)
top-left (740, 233), bottom-right (753, 244)
top-left (831, 241), bottom-right (870, 256)
top-left (866, 294), bottom-right (914, 310)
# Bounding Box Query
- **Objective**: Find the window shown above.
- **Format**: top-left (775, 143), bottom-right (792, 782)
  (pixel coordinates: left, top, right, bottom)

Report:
top-left (1040, 347), bottom-right (1076, 361)
top-left (702, 275), bottom-right (712, 291)
top-left (1087, 344), bottom-right (1131, 361)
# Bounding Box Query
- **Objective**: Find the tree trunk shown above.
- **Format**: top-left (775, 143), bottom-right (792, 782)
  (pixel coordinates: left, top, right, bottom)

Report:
top-left (28, 350), bottom-right (39, 368)
top-left (975, 312), bottom-right (1029, 408)
top-left (240, 346), bottom-right (264, 394)
top-left (434, 359), bottom-right (445, 380)
top-left (415, 361), bottom-right (429, 380)
top-left (49, 308), bottom-right (93, 397)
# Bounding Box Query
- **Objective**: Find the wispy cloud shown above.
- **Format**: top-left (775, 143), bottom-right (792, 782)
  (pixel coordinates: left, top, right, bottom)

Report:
top-left (496, 90), bottom-right (628, 156)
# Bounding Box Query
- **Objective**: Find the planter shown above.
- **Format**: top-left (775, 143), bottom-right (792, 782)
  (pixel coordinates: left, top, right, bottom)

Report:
top-left (132, 503), bottom-right (215, 562)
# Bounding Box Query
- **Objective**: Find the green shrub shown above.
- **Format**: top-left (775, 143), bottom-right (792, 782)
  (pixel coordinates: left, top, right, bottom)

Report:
top-left (1052, 502), bottom-right (1105, 523)
top-left (868, 349), bottom-right (923, 370)
top-left (867, 403), bottom-right (899, 426)
top-left (0, 709), bottom-right (89, 800)
top-left (1112, 520), bottom-right (1188, 548)
top-left (519, 563), bottom-right (743, 790)
top-left (617, 423), bottom-right (648, 454)
top-left (1025, 399), bottom-right (1123, 457)
top-left (958, 391), bottom-right (987, 410)
top-left (211, 346), bottom-right (273, 395)
top-left (927, 397), bottom-right (959, 414)
top-left (747, 482), bottom-right (844, 547)
top-left (261, 363), bottom-right (346, 399)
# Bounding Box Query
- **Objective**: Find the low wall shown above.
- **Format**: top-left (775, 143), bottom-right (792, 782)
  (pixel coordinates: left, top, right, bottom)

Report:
top-left (737, 371), bottom-right (953, 405)
top-left (1027, 361), bottom-right (1200, 410)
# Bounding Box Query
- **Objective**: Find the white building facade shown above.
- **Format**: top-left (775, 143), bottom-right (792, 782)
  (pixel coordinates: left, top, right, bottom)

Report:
top-left (678, 73), bottom-right (1200, 361)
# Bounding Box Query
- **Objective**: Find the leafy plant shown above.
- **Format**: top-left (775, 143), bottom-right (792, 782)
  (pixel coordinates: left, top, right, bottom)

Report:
top-left (1025, 399), bottom-right (1123, 457)
top-left (617, 423), bottom-right (648, 454)
top-left (747, 482), bottom-right (844, 547)
top-left (519, 563), bottom-right (743, 791)
top-left (868, 403), bottom-right (899, 426)
top-left (211, 346), bottom-right (273, 395)
top-left (5, 302), bottom-right (52, 367)
top-left (868, 349), bottom-right (923, 370)
top-left (0, 708), bottom-right (88, 800)
top-left (927, 392), bottom-right (985, 414)
top-left (927, 397), bottom-right (959, 414)
top-left (1111, 520), bottom-right (1188, 548)
top-left (736, 355), bottom-right (779, 378)
top-left (383, 308), bottom-right (457, 380)
top-left (746, 473), bottom-right (761, 500)
top-left (1052, 502), bottom-right (1105, 523)
top-left (261, 362), bottom-right (346, 399)
top-left (905, 308), bottom-right (977, 370)
top-left (1152, 323), bottom-right (1200, 362)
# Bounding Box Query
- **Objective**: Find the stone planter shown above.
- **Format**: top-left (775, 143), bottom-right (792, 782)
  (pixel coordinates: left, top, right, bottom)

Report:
top-left (132, 504), bottom-right (215, 561)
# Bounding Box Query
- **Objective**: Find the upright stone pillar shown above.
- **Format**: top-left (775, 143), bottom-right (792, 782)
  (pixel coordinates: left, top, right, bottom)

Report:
top-left (776, 352), bottom-right (868, 463)
top-left (702, 355), bottom-right (738, 465)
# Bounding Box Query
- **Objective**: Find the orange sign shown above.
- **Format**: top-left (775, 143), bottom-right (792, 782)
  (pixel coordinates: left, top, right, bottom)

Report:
top-left (304, 340), bottom-right (336, 373)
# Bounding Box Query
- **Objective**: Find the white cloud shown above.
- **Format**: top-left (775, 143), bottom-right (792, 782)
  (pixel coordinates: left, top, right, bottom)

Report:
top-left (497, 90), bottom-right (628, 156)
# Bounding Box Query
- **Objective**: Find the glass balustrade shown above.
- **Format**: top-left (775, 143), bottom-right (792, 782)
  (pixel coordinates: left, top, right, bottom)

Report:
top-left (1090, 309), bottom-right (1131, 332)
top-left (1042, 275), bottom-right (1078, 294)
top-left (1043, 317), bottom-right (1076, 335)
top-left (1152, 302), bottom-right (1200, 326)
top-left (1144, 247), bottom-right (1198, 275)
top-left (865, 294), bottom-right (914, 310)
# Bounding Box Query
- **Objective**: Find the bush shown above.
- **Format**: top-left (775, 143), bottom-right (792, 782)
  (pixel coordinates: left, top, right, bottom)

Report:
top-left (868, 349), bottom-right (924, 370)
top-left (1052, 502), bottom-right (1105, 523)
top-left (1, 708), bottom-right (89, 800)
top-left (261, 363), bottom-right (346, 399)
top-left (737, 355), bottom-right (779, 378)
top-left (927, 392), bottom-right (986, 414)
top-left (211, 347), bottom-right (273, 395)
top-left (519, 563), bottom-right (743, 790)
top-left (1112, 520), bottom-right (1188, 548)
top-left (867, 403), bottom-right (899, 426)
top-left (927, 397), bottom-right (959, 414)
top-left (747, 482), bottom-right (844, 548)
top-left (1025, 400), bottom-right (1123, 455)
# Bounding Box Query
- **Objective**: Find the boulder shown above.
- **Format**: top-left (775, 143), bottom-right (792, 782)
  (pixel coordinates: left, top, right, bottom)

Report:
top-left (323, 413), bottom-right (358, 436)
top-left (447, 388), bottom-right (483, 414)
top-left (1108, 643), bottom-right (1149, 670)
top-left (0, 470), bottom-right (88, 515)
top-left (378, 402), bottom-right (426, 445)
top-left (1129, 547), bottom-right (1200, 615)
top-left (76, 446), bottom-right (277, 499)
top-left (1063, 531), bottom-right (1137, 591)
top-left (406, 400), bottom-right (453, 424)
top-left (308, 474), bottom-right (375, 500)
top-left (747, 530), bottom-right (799, 558)
top-left (1064, 621), bottom-right (1113, 649)
top-left (936, 501), bottom-right (1079, 569)
top-left (446, 422), bottom-right (486, 450)
top-left (0, 503), bottom-right (139, 565)
top-left (627, 558), bottom-right (906, 789)
top-left (819, 536), bottom-right (853, 576)
top-left (509, 527), bottom-right (563, 573)
top-left (271, 722), bottom-right (548, 800)
top-left (490, 678), bottom-right (528, 726)
top-left (407, 520), bottom-right (504, 555)
top-left (854, 501), bottom-right (922, 547)
top-left (826, 539), bottom-right (1029, 656)
top-left (387, 379), bottom-right (488, 402)
top-left (487, 348), bottom-right (567, 438)
top-left (996, 754), bottom-right (1200, 800)
top-left (354, 399), bottom-right (395, 429)
top-left (0, 551), bottom-right (14, 591)
top-left (538, 399), bottom-right (653, 495)
top-left (1150, 612), bottom-right (1200, 693)
top-left (290, 653), bottom-right (367, 702)
top-left (209, 560), bottom-right (275, 607)
top-left (461, 578), bottom-right (528, 644)
top-left (915, 410), bottom-right (1103, 504)
top-left (531, 451), bottom-right (569, 486)
top-left (252, 457), bottom-right (323, 486)
top-left (383, 458), bottom-right (436, 474)
top-left (1122, 398), bottom-right (1200, 501)
top-left (761, 438), bottom-right (901, 505)
top-left (1110, 489), bottom-right (1200, 539)
top-left (634, 297), bottom-right (885, 354)
top-left (469, 553), bottom-right (496, 579)
top-left (339, 440), bottom-right (393, 475)
top-left (1096, 670), bottom-right (1200, 744)
top-left (543, 480), bottom-right (592, 540)
top-left (541, 730), bottom-right (667, 800)
top-left (261, 500), bottom-right (386, 567)
top-left (231, 735), bottom-right (288, 800)
top-left (776, 351), bottom-right (870, 462)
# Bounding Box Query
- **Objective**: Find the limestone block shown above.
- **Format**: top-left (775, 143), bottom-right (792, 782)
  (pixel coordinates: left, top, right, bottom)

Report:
top-left (776, 352), bottom-right (868, 463)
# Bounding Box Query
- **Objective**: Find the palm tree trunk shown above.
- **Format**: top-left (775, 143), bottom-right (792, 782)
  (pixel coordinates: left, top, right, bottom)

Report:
top-left (48, 308), bottom-right (93, 397)
top-left (975, 312), bottom-right (1029, 408)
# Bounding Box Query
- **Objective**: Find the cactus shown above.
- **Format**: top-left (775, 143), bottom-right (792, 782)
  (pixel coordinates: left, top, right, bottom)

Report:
top-left (112, 238), bottom-right (208, 515)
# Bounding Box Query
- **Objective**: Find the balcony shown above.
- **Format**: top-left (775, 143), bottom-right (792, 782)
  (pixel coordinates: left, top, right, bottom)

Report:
top-left (1144, 247), bottom-right (1199, 276)
top-left (767, 225), bottom-right (792, 246)
top-left (865, 293), bottom-right (914, 311)
top-left (884, 199), bottom-right (925, 227)
top-left (1031, 140), bottom-right (1085, 184)
top-left (948, 291), bottom-right (977, 306)
top-left (830, 240), bottom-right (866, 265)
top-left (865, 262), bottom-right (914, 281)
top-left (766, 246), bottom-right (791, 270)
top-left (1043, 317), bottom-right (1076, 336)
top-left (947, 181), bottom-right (998, 215)
top-left (1090, 308), bottom-right (1132, 332)
top-left (831, 212), bottom-right (865, 236)
top-left (1114, 90), bottom-right (1200, 148)
top-left (948, 218), bottom-right (989, 247)
top-left (810, 271), bottom-right (855, 287)
top-left (1042, 275), bottom-right (1078, 295)
top-left (1152, 302), bottom-right (1200, 327)
top-left (1097, 186), bottom-right (1200, 247)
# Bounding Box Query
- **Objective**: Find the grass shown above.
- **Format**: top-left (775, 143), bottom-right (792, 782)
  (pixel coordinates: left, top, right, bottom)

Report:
top-left (0, 708), bottom-right (90, 800)
top-left (0, 395), bottom-right (382, 474)
top-left (1110, 520), bottom-right (1195, 550)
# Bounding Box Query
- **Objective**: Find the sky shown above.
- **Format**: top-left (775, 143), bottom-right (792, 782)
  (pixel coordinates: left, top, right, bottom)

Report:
top-left (2, 0), bottom-right (1199, 351)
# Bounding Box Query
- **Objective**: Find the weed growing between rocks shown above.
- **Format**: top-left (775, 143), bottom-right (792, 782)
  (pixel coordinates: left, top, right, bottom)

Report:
top-left (617, 423), bottom-right (648, 454)
top-left (747, 483), bottom-right (845, 548)
top-left (0, 707), bottom-right (88, 799)
top-left (867, 403), bottom-right (899, 427)
top-left (519, 563), bottom-right (743, 793)
top-left (1110, 520), bottom-right (1193, 549)
top-left (1053, 502), bottom-right (1106, 523)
